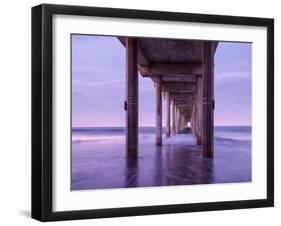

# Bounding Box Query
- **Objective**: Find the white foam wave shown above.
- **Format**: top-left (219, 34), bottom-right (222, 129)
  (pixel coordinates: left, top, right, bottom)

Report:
top-left (72, 135), bottom-right (125, 142)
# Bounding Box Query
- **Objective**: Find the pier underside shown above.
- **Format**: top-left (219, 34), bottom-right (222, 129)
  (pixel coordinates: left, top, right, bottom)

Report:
top-left (119, 37), bottom-right (218, 159)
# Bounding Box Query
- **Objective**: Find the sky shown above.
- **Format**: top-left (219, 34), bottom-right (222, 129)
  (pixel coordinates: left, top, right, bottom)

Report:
top-left (72, 35), bottom-right (251, 127)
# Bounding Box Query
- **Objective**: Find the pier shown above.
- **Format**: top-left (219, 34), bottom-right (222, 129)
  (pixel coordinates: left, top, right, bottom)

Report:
top-left (119, 37), bottom-right (218, 159)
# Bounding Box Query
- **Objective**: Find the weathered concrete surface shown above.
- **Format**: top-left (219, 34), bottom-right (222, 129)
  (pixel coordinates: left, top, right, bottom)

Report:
top-left (191, 76), bottom-right (203, 145)
top-left (155, 76), bottom-right (162, 146)
top-left (202, 41), bottom-right (215, 158)
top-left (125, 38), bottom-right (138, 159)
top-left (166, 92), bottom-right (171, 138)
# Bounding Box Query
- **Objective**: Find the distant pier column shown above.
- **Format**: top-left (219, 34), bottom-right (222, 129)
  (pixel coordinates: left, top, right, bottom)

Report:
top-left (178, 113), bottom-right (182, 132)
top-left (196, 76), bottom-right (203, 145)
top-left (191, 76), bottom-right (203, 146)
top-left (166, 92), bottom-right (171, 138)
top-left (172, 100), bottom-right (176, 135)
top-left (155, 76), bottom-right (162, 146)
top-left (176, 107), bottom-right (180, 134)
top-left (125, 38), bottom-right (138, 159)
top-left (202, 41), bottom-right (214, 158)
top-left (176, 106), bottom-right (180, 134)
top-left (174, 105), bottom-right (178, 134)
top-left (178, 111), bottom-right (184, 133)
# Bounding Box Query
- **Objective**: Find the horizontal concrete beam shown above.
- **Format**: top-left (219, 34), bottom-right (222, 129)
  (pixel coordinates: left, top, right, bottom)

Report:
top-left (142, 74), bottom-right (197, 82)
top-left (173, 98), bottom-right (194, 102)
top-left (177, 112), bottom-right (192, 117)
top-left (169, 93), bottom-right (194, 99)
top-left (139, 63), bottom-right (202, 76)
top-left (177, 104), bottom-right (193, 109)
top-left (162, 82), bottom-right (196, 93)
top-left (163, 88), bottom-right (196, 93)
top-left (172, 96), bottom-right (194, 100)
top-left (180, 109), bottom-right (192, 113)
top-left (177, 106), bottom-right (193, 111)
top-left (177, 110), bottom-right (193, 116)
top-left (174, 100), bottom-right (194, 105)
top-left (162, 75), bottom-right (197, 83)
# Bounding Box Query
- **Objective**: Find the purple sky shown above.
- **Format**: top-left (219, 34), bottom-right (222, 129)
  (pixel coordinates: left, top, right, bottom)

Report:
top-left (72, 35), bottom-right (251, 127)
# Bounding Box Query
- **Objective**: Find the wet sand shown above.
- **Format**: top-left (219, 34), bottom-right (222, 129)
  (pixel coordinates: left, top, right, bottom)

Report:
top-left (71, 133), bottom-right (251, 190)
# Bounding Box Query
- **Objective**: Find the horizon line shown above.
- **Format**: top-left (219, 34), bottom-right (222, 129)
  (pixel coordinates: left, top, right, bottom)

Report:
top-left (72, 125), bottom-right (252, 128)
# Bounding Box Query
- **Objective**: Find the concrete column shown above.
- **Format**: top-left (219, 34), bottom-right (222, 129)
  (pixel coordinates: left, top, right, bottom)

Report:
top-left (125, 38), bottom-right (138, 159)
top-left (175, 106), bottom-right (178, 134)
top-left (155, 76), bottom-right (162, 146)
top-left (176, 108), bottom-right (181, 133)
top-left (190, 95), bottom-right (197, 141)
top-left (172, 100), bottom-right (176, 135)
top-left (196, 76), bottom-right (203, 145)
top-left (202, 41), bottom-right (214, 158)
top-left (178, 113), bottom-right (182, 132)
top-left (166, 92), bottom-right (171, 138)
top-left (178, 111), bottom-right (183, 133)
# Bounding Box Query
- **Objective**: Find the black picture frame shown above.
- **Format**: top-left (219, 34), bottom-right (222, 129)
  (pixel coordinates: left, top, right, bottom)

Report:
top-left (32, 3), bottom-right (274, 222)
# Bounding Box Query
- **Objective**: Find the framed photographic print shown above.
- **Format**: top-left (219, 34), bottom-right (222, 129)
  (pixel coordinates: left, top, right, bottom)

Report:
top-left (31, 4), bottom-right (274, 221)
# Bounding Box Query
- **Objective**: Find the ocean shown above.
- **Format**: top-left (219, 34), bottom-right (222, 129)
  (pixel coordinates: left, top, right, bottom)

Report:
top-left (71, 126), bottom-right (252, 190)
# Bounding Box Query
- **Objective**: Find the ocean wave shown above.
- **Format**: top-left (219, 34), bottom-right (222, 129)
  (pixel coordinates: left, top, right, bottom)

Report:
top-left (72, 135), bottom-right (125, 143)
top-left (72, 134), bottom-right (154, 143)
top-left (214, 134), bottom-right (251, 141)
